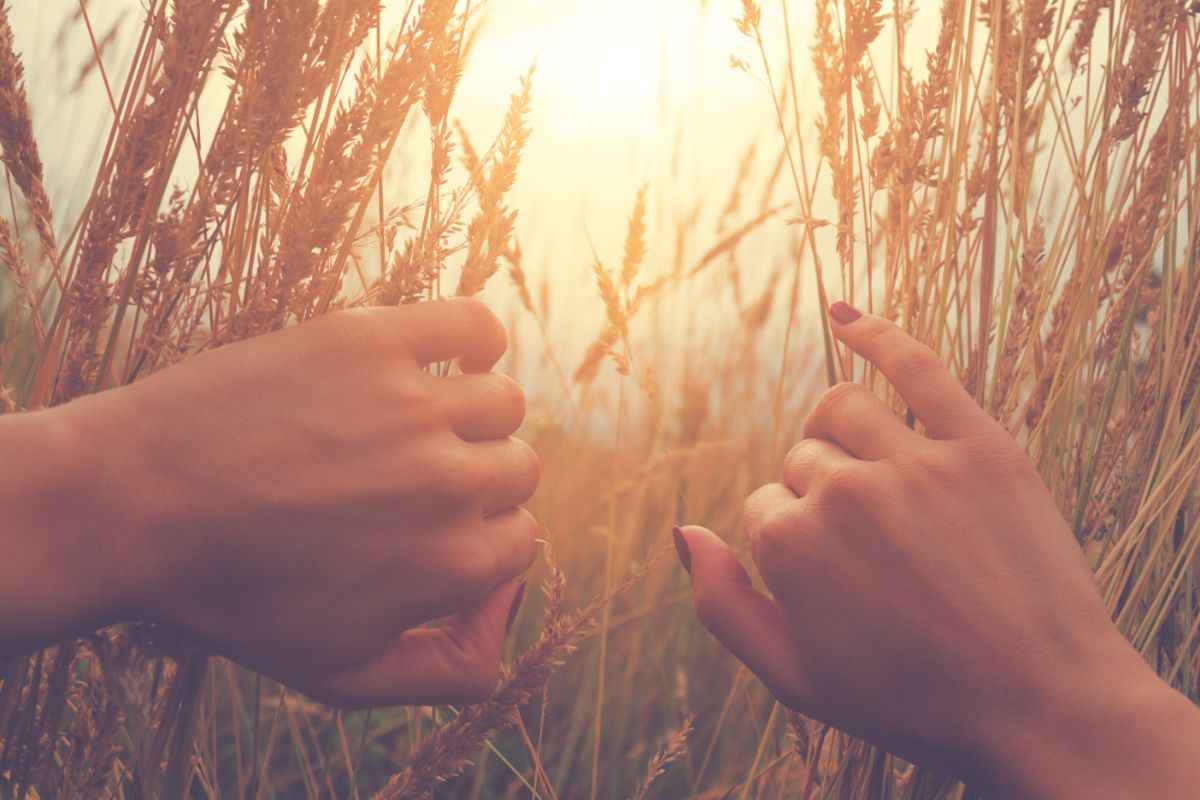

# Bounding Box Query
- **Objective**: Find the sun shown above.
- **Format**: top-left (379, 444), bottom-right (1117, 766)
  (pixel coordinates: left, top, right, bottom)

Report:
top-left (518, 10), bottom-right (672, 139)
top-left (593, 41), bottom-right (661, 115)
top-left (453, 2), bottom-right (712, 141)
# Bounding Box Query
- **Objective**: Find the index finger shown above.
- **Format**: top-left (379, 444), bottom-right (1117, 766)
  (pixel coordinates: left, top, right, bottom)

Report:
top-left (396, 297), bottom-right (508, 373)
top-left (827, 302), bottom-right (992, 439)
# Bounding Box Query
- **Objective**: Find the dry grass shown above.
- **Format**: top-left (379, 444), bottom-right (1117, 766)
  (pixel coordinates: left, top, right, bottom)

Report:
top-left (1, 0), bottom-right (1199, 797)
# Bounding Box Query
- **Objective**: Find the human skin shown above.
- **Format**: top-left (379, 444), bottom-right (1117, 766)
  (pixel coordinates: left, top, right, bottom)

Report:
top-left (0, 298), bottom-right (538, 708)
top-left (675, 302), bottom-right (1200, 798)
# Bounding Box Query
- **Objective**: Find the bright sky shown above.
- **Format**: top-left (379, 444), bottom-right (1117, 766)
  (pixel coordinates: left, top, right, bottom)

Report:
top-left (444, 0), bottom-right (790, 315)
top-left (2, 1), bottom-right (1053, 419)
top-left (11, 1), bottom-right (804, 344)
top-left (12, 1), bottom-right (784, 233)
top-left (5, 0), bottom-right (950, 407)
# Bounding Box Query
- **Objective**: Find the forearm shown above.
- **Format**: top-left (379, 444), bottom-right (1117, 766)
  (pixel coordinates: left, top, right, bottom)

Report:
top-left (0, 406), bottom-right (143, 656)
top-left (980, 650), bottom-right (1200, 799)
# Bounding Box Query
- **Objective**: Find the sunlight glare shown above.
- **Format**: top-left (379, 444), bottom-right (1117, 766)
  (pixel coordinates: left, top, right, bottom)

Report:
top-left (452, 1), bottom-right (721, 140)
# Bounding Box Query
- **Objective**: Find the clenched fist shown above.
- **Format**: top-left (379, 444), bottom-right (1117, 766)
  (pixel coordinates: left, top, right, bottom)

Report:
top-left (4, 298), bottom-right (538, 708)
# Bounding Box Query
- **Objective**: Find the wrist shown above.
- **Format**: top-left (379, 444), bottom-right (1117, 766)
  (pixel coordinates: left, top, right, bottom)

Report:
top-left (0, 405), bottom-right (148, 652)
top-left (56, 392), bottom-right (171, 622)
top-left (44, 394), bottom-right (165, 621)
top-left (977, 639), bottom-right (1200, 799)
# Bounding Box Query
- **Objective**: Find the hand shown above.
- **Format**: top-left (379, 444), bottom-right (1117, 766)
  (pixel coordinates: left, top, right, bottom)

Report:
top-left (675, 303), bottom-right (1200, 797)
top-left (62, 298), bottom-right (539, 707)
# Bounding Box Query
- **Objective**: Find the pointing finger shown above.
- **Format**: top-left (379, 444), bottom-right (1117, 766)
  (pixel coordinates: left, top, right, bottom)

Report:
top-left (828, 302), bottom-right (992, 439)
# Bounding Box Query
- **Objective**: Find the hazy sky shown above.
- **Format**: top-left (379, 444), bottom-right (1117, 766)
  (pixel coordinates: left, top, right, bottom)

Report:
top-left (7, 2), bottom-right (948, 371)
top-left (10, 2), bottom-right (791, 326)
top-left (10, 2), bottom-right (781, 233)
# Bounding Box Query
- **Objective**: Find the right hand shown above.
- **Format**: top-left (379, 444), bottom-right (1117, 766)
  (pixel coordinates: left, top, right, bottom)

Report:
top-left (65, 298), bottom-right (539, 707)
top-left (675, 306), bottom-right (1200, 797)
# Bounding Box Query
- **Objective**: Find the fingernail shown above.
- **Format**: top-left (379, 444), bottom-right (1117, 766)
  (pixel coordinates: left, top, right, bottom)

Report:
top-left (829, 301), bottom-right (862, 325)
top-left (672, 526), bottom-right (692, 575)
top-left (506, 580), bottom-right (527, 633)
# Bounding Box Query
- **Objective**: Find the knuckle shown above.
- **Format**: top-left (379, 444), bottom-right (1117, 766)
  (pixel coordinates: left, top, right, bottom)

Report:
top-left (807, 382), bottom-right (870, 431)
top-left (455, 297), bottom-right (507, 355)
top-left (782, 439), bottom-right (821, 479)
top-left (742, 483), bottom-right (803, 550)
top-left (817, 464), bottom-right (867, 505)
top-left (886, 342), bottom-right (943, 381)
top-left (508, 508), bottom-right (540, 573)
top-left (751, 508), bottom-right (817, 575)
top-left (741, 494), bottom-right (768, 539)
top-left (494, 374), bottom-right (527, 421)
top-left (452, 295), bottom-right (493, 322)
top-left (752, 507), bottom-right (798, 559)
top-left (510, 438), bottom-right (542, 499)
top-left (860, 315), bottom-right (898, 346)
top-left (780, 448), bottom-right (803, 486)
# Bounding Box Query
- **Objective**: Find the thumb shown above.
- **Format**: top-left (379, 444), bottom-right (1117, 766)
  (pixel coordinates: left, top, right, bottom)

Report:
top-left (314, 580), bottom-right (525, 709)
top-left (674, 525), bottom-right (812, 709)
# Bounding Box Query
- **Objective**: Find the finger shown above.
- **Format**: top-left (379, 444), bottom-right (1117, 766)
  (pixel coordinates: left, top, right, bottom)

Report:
top-left (459, 437), bottom-right (541, 514)
top-left (396, 297), bottom-right (508, 373)
top-left (440, 373), bottom-right (526, 442)
top-left (803, 382), bottom-right (921, 460)
top-left (389, 510), bottom-right (537, 622)
top-left (742, 483), bottom-right (801, 540)
top-left (316, 580), bottom-right (524, 707)
top-left (828, 302), bottom-right (992, 439)
top-left (780, 439), bottom-right (856, 497)
top-left (472, 507), bottom-right (540, 585)
top-left (675, 526), bottom-right (814, 711)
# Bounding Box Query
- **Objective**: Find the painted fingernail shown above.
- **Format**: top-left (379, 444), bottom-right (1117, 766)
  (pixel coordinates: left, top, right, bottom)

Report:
top-left (829, 301), bottom-right (862, 325)
top-left (672, 527), bottom-right (692, 575)
top-left (506, 580), bottom-right (527, 633)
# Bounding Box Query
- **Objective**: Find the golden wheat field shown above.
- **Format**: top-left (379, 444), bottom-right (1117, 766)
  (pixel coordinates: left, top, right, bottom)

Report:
top-left (1, 0), bottom-right (1199, 797)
